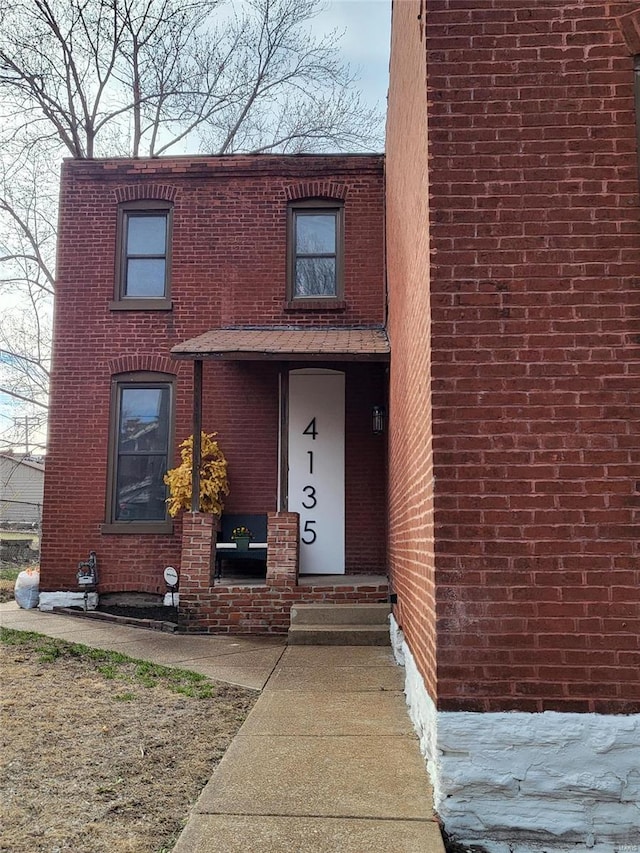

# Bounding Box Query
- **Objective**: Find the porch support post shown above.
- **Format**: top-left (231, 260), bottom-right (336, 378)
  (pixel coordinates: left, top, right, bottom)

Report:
top-left (191, 359), bottom-right (203, 513)
top-left (266, 511), bottom-right (299, 587)
top-left (278, 366), bottom-right (289, 512)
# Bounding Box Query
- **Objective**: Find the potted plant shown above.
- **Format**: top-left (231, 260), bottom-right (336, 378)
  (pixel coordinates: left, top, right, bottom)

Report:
top-left (164, 432), bottom-right (229, 517)
top-left (231, 525), bottom-right (253, 552)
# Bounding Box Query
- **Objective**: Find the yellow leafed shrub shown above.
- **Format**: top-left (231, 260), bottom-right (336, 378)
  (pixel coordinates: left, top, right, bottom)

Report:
top-left (164, 432), bottom-right (229, 517)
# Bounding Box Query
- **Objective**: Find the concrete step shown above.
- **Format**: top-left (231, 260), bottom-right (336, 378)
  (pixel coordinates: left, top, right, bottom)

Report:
top-left (288, 604), bottom-right (391, 646)
top-left (290, 603), bottom-right (391, 627)
top-left (287, 624), bottom-right (390, 646)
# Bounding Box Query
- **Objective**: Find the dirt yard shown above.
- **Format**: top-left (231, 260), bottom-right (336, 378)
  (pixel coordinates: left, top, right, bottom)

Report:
top-left (0, 629), bottom-right (256, 853)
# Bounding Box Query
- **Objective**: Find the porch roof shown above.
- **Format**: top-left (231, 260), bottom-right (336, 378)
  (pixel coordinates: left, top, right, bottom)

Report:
top-left (171, 326), bottom-right (390, 362)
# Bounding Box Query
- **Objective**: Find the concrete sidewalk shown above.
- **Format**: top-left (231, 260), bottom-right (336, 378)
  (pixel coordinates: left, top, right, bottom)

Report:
top-left (1, 603), bottom-right (444, 852)
top-left (0, 601), bottom-right (284, 689)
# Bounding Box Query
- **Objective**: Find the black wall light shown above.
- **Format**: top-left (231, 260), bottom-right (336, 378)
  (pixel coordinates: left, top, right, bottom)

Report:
top-left (372, 405), bottom-right (386, 435)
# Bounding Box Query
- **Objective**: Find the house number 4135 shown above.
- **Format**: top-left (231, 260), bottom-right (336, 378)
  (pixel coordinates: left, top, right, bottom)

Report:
top-left (301, 418), bottom-right (318, 544)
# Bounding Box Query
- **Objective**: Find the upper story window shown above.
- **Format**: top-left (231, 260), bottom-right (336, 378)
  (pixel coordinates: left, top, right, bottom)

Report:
top-left (102, 372), bottom-right (174, 534)
top-left (111, 201), bottom-right (173, 311)
top-left (287, 200), bottom-right (344, 305)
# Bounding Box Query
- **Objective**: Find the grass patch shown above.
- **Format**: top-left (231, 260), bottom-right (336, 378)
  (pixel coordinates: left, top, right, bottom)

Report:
top-left (0, 564), bottom-right (22, 602)
top-left (0, 627), bottom-right (225, 699)
top-left (114, 692), bottom-right (136, 701)
top-left (0, 565), bottom-right (21, 581)
top-left (97, 663), bottom-right (120, 679)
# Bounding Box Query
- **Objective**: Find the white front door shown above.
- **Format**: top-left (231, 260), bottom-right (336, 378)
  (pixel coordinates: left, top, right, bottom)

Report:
top-left (287, 369), bottom-right (345, 575)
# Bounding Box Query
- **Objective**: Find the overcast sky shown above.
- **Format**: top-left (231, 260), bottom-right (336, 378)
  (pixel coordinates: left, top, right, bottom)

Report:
top-left (314, 0), bottom-right (391, 110)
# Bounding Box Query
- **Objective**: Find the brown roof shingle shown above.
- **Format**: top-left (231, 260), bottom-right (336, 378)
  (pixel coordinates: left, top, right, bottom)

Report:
top-left (171, 327), bottom-right (390, 361)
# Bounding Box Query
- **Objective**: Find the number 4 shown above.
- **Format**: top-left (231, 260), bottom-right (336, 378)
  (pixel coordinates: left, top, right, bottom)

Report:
top-left (303, 418), bottom-right (317, 439)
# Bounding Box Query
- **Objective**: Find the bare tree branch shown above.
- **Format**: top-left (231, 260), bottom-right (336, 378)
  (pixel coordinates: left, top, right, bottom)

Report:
top-left (0, 387), bottom-right (48, 409)
top-left (0, 0), bottom-right (385, 441)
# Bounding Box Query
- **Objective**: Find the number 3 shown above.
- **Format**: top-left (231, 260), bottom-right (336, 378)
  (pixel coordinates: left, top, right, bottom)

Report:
top-left (302, 485), bottom-right (317, 509)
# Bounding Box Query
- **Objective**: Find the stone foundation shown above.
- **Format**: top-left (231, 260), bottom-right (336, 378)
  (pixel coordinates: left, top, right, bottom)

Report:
top-left (39, 591), bottom-right (98, 611)
top-left (390, 617), bottom-right (640, 853)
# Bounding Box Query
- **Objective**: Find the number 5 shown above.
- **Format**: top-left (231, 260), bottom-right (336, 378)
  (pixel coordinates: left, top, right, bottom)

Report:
top-left (301, 520), bottom-right (317, 544)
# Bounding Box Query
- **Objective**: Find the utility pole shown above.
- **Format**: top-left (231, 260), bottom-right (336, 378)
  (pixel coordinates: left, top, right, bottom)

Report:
top-left (14, 416), bottom-right (27, 455)
top-left (14, 416), bottom-right (32, 456)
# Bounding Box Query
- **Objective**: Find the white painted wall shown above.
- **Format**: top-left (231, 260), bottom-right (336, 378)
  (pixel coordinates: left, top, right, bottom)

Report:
top-left (390, 616), bottom-right (640, 853)
top-left (39, 591), bottom-right (98, 611)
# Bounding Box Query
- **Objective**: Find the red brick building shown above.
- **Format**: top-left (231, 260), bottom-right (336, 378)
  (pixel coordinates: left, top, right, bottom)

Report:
top-left (385, 1), bottom-right (639, 850)
top-left (40, 155), bottom-right (389, 630)
top-left (40, 1), bottom-right (640, 849)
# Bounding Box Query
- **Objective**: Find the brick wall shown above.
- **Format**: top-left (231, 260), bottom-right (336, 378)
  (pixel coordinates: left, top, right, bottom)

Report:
top-left (387, 0), bottom-right (640, 713)
top-left (179, 511), bottom-right (387, 634)
top-left (180, 582), bottom-right (390, 635)
top-left (41, 156), bottom-right (386, 594)
top-left (266, 511), bottom-right (299, 586)
top-left (386, 0), bottom-right (438, 701)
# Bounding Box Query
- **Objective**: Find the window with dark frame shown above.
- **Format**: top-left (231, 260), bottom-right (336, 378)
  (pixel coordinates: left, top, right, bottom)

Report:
top-left (103, 374), bottom-right (174, 532)
top-left (288, 201), bottom-right (344, 302)
top-left (113, 201), bottom-right (173, 309)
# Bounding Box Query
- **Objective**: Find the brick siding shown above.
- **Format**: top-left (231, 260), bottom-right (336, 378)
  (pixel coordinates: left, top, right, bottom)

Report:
top-left (386, 0), bottom-right (438, 701)
top-left (41, 156), bottom-right (386, 595)
top-left (386, 0), bottom-right (640, 712)
top-left (179, 581), bottom-right (390, 636)
top-left (179, 512), bottom-right (388, 634)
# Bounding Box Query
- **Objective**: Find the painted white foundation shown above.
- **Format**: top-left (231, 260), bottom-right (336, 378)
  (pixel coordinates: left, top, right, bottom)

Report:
top-left (163, 592), bottom-right (179, 606)
top-left (390, 616), bottom-right (640, 853)
top-left (39, 591), bottom-right (98, 611)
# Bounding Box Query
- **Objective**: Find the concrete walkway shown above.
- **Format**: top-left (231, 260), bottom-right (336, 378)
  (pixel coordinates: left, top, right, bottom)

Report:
top-left (1, 603), bottom-right (444, 852)
top-left (0, 601), bottom-right (284, 689)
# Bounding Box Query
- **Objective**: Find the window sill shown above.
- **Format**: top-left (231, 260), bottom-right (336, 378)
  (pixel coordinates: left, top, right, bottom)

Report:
top-left (109, 298), bottom-right (173, 311)
top-left (284, 299), bottom-right (346, 312)
top-left (101, 521), bottom-right (174, 535)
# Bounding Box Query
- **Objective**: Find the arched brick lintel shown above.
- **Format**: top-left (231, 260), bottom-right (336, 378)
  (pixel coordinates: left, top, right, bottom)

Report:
top-left (285, 181), bottom-right (349, 201)
top-left (615, 8), bottom-right (640, 55)
top-left (113, 184), bottom-right (179, 203)
top-left (108, 353), bottom-right (187, 376)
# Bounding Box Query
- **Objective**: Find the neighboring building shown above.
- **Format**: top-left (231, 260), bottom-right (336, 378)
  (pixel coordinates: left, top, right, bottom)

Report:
top-left (385, 1), bottom-right (639, 851)
top-left (0, 453), bottom-right (44, 562)
top-left (41, 0), bottom-right (640, 849)
top-left (0, 453), bottom-right (45, 526)
top-left (0, 453), bottom-right (44, 528)
top-left (40, 154), bottom-right (389, 629)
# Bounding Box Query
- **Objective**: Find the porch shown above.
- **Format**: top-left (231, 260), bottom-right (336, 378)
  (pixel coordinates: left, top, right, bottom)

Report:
top-left (172, 326), bottom-right (390, 633)
top-left (178, 512), bottom-right (389, 634)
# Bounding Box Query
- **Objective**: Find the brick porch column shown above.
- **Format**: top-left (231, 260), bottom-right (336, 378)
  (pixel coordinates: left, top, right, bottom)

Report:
top-left (266, 511), bottom-right (299, 587)
top-left (179, 512), bottom-right (217, 594)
